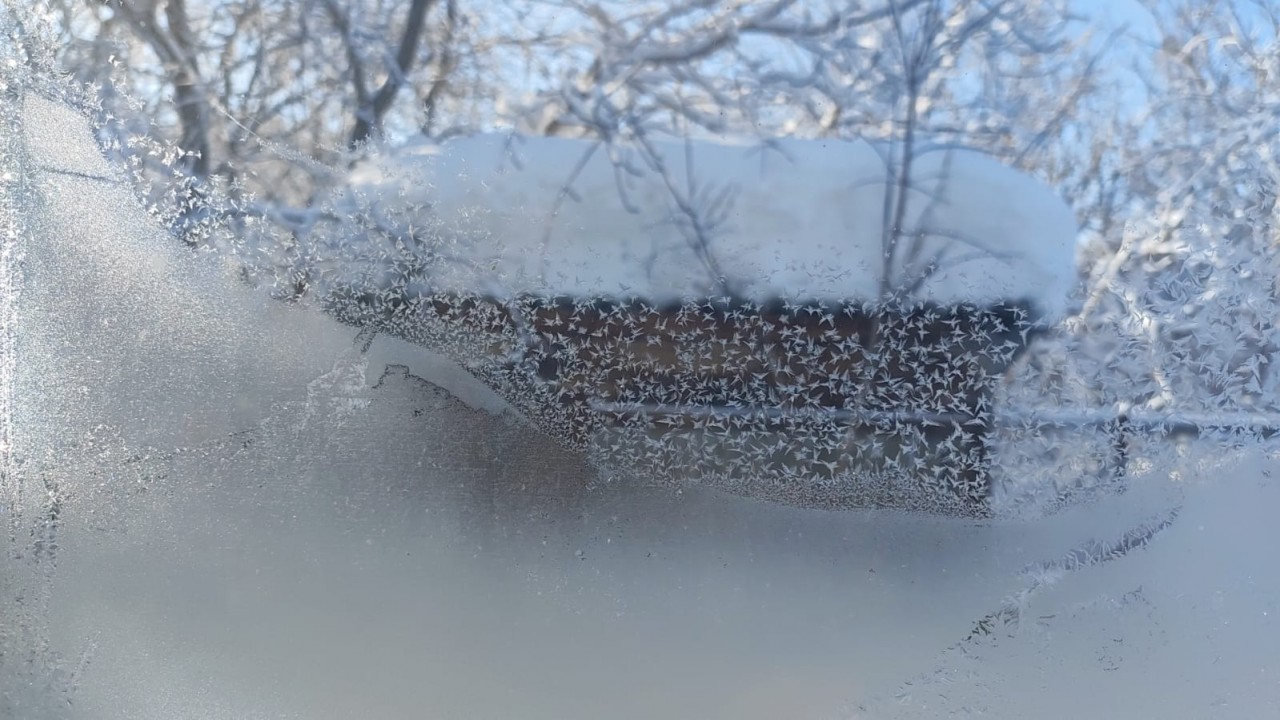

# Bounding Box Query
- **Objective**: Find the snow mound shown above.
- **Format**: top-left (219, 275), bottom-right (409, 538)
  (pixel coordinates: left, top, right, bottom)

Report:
top-left (348, 134), bottom-right (1078, 319)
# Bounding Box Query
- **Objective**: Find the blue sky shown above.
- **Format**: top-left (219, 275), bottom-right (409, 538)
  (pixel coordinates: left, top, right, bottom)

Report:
top-left (1074, 0), bottom-right (1159, 42)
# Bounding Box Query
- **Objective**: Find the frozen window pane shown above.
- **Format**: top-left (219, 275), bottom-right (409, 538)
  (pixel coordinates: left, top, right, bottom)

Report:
top-left (3, 3), bottom-right (1280, 719)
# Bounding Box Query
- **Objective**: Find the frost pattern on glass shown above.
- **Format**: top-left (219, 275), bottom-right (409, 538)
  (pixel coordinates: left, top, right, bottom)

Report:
top-left (6, 1), bottom-right (1280, 718)
top-left (265, 128), bottom-right (1078, 516)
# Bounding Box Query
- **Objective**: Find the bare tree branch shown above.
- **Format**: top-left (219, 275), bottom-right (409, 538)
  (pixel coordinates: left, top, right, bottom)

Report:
top-left (348, 0), bottom-right (435, 146)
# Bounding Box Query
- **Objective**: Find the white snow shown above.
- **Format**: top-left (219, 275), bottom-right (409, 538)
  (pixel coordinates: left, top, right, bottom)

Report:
top-left (361, 332), bottom-right (522, 416)
top-left (349, 133), bottom-right (1079, 318)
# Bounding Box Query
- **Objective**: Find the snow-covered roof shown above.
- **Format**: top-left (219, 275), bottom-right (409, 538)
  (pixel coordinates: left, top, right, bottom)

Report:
top-left (347, 133), bottom-right (1078, 319)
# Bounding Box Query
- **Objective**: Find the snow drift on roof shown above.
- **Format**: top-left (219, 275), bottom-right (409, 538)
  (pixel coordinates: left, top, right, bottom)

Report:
top-left (346, 133), bottom-right (1078, 319)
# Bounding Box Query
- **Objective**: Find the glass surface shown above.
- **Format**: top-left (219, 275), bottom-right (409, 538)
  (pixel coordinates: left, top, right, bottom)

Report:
top-left (3, 2), bottom-right (1279, 718)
